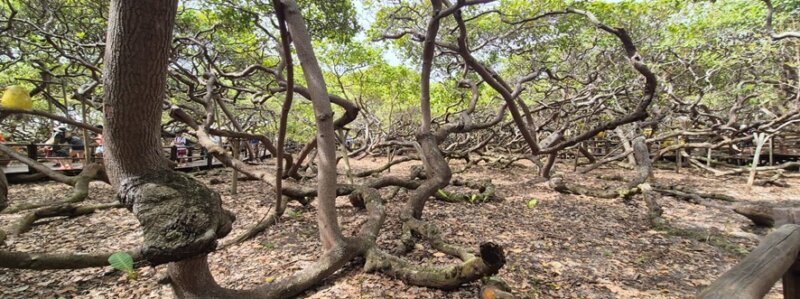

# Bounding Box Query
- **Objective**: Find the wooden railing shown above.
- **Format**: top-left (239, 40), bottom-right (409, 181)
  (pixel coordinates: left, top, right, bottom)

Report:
top-left (0, 143), bottom-right (216, 173)
top-left (699, 224), bottom-right (800, 299)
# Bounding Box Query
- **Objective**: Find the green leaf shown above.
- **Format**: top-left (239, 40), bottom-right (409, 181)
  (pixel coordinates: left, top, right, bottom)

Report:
top-left (527, 198), bottom-right (539, 209)
top-left (108, 252), bottom-right (135, 278)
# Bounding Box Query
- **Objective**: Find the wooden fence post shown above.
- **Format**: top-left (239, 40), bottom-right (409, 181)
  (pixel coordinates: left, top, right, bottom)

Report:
top-left (232, 139), bottom-right (239, 195)
top-left (784, 258), bottom-right (800, 299)
top-left (699, 224), bottom-right (800, 299)
top-left (769, 138), bottom-right (774, 166)
top-left (169, 146), bottom-right (177, 162)
top-left (26, 144), bottom-right (37, 174)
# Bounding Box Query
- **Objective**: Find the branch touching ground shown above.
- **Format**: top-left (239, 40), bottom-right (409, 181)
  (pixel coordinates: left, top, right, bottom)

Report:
top-left (9, 202), bottom-right (122, 235)
top-left (434, 178), bottom-right (499, 204)
top-left (0, 248), bottom-right (142, 270)
top-left (3, 163), bottom-right (106, 214)
top-left (364, 242), bottom-right (505, 290)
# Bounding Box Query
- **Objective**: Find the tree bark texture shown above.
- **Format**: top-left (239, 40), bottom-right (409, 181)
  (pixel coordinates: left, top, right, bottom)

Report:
top-left (102, 0), bottom-right (176, 186)
top-left (102, 0), bottom-right (232, 265)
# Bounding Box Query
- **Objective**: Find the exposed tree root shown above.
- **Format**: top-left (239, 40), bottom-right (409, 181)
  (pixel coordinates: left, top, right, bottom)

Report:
top-left (405, 217), bottom-right (474, 260)
top-left (651, 184), bottom-right (736, 202)
top-left (753, 172), bottom-right (790, 187)
top-left (6, 172), bottom-right (48, 184)
top-left (434, 177), bottom-right (499, 203)
top-left (169, 241), bottom-right (366, 299)
top-left (3, 164), bottom-right (105, 214)
top-left (686, 155), bottom-right (800, 177)
top-left (577, 148), bottom-right (632, 174)
top-left (364, 242), bottom-right (505, 290)
top-left (642, 189), bottom-right (666, 227)
top-left (220, 196), bottom-right (288, 248)
top-left (168, 184), bottom-right (386, 299)
top-left (550, 137), bottom-right (652, 201)
top-left (596, 174), bottom-right (625, 181)
top-left (549, 177), bottom-right (643, 200)
top-left (223, 170), bottom-right (423, 246)
top-left (0, 155), bottom-right (105, 214)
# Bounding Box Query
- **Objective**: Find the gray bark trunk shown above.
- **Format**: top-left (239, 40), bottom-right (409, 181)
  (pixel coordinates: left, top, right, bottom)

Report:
top-left (101, 0), bottom-right (175, 186)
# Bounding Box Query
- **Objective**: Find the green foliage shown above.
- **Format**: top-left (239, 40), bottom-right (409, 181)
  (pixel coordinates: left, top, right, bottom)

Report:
top-left (2, 0), bottom-right (797, 146)
top-left (436, 189), bottom-right (449, 200)
top-left (287, 209), bottom-right (304, 220)
top-left (260, 241), bottom-right (276, 250)
top-left (299, 0), bottom-right (361, 43)
top-left (108, 252), bottom-right (137, 280)
top-left (527, 198), bottom-right (539, 209)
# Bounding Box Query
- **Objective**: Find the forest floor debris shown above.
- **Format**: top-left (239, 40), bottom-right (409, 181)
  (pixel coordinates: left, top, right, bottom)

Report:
top-left (0, 158), bottom-right (795, 298)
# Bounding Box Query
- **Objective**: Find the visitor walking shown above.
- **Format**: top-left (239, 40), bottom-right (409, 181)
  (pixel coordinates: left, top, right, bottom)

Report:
top-left (172, 131), bottom-right (188, 165)
top-left (93, 125), bottom-right (104, 160)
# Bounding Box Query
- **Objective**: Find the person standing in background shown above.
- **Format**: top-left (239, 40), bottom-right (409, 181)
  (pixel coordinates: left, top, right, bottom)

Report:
top-left (172, 131), bottom-right (188, 165)
top-left (44, 126), bottom-right (71, 170)
top-left (93, 125), bottom-right (104, 160)
top-left (66, 131), bottom-right (85, 164)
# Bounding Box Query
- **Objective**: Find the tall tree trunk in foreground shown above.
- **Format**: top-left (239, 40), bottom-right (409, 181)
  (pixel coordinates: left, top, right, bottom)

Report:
top-left (281, 0), bottom-right (345, 249)
top-left (102, 0), bottom-right (174, 185)
top-left (102, 0), bottom-right (232, 265)
top-left (403, 0), bottom-right (451, 220)
top-left (168, 1), bottom-right (360, 297)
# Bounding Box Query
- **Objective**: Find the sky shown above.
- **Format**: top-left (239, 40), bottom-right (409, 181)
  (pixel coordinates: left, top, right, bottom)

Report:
top-left (352, 0), bottom-right (404, 66)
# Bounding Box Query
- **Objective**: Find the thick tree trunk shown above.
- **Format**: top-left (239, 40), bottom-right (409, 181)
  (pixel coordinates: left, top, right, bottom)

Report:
top-left (632, 136), bottom-right (652, 183)
top-left (539, 153), bottom-right (557, 178)
top-left (101, 0), bottom-right (174, 186)
top-left (748, 133), bottom-right (769, 186)
top-left (0, 169), bottom-right (7, 212)
top-left (102, 0), bottom-right (232, 265)
top-left (406, 133), bottom-right (451, 219)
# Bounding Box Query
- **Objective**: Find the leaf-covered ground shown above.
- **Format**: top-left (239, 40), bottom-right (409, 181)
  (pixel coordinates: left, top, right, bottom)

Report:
top-left (0, 158), bottom-right (795, 298)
